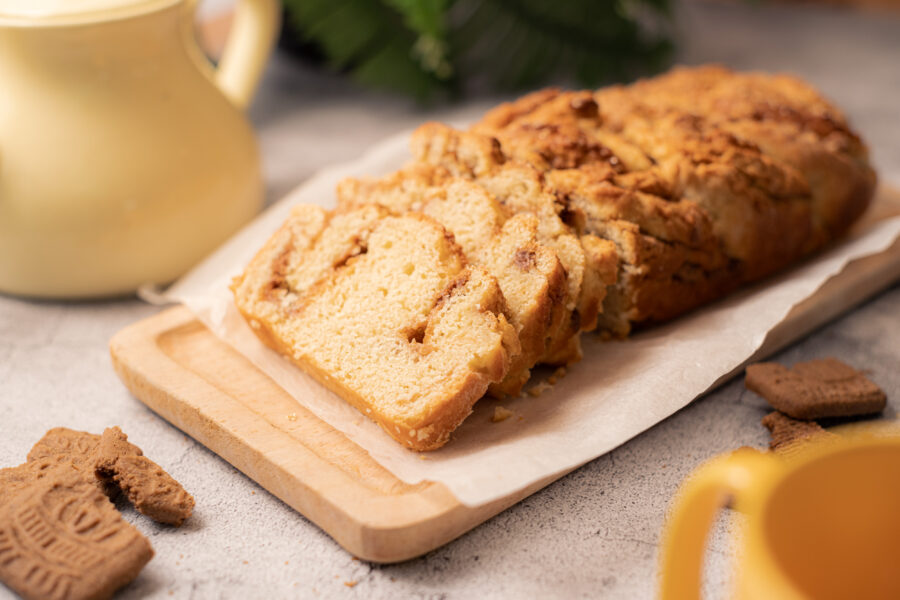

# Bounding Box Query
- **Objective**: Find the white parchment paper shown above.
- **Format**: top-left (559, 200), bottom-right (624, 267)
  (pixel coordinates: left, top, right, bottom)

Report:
top-left (168, 130), bottom-right (900, 506)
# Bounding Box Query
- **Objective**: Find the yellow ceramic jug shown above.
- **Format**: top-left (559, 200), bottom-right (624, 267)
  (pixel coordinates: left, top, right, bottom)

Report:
top-left (659, 433), bottom-right (900, 599)
top-left (0, 0), bottom-right (278, 298)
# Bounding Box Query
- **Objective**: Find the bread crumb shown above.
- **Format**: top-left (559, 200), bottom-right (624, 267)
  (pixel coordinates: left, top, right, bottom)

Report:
top-left (491, 406), bottom-right (514, 422)
top-left (528, 381), bottom-right (554, 397)
top-left (419, 454), bottom-right (431, 460)
top-left (547, 367), bottom-right (567, 385)
top-left (344, 581), bottom-right (358, 588)
top-left (287, 413), bottom-right (298, 422)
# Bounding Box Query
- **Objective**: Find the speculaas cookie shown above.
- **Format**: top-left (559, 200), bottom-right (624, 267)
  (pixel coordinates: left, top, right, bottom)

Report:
top-left (95, 427), bottom-right (195, 526)
top-left (746, 358), bottom-right (886, 420)
top-left (0, 470), bottom-right (153, 600)
top-left (761, 411), bottom-right (836, 452)
top-left (1, 425), bottom-right (197, 599)
top-left (11, 427), bottom-right (195, 527)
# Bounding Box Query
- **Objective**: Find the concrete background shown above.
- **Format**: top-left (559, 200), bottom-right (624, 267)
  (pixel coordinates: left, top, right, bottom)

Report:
top-left (2, 1), bottom-right (899, 597)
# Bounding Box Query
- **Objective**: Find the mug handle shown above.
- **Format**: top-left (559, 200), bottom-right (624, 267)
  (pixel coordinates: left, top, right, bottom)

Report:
top-left (658, 449), bottom-right (778, 600)
top-left (213, 0), bottom-right (280, 110)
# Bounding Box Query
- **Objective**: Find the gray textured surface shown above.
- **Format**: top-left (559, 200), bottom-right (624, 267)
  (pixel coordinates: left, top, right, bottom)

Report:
top-left (2, 1), bottom-right (899, 598)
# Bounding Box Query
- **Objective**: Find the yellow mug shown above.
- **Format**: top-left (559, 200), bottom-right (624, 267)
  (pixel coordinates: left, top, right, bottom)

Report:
top-left (659, 433), bottom-right (900, 599)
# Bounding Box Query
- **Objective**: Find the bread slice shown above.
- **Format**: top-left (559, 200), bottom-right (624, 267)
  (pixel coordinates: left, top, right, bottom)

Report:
top-left (338, 173), bottom-right (568, 396)
top-left (410, 123), bottom-right (618, 361)
top-left (231, 204), bottom-right (520, 450)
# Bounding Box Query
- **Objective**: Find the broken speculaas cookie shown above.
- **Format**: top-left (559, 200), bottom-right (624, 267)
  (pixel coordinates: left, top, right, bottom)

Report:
top-left (1, 424), bottom-right (196, 600)
top-left (761, 411), bottom-right (836, 453)
top-left (746, 357), bottom-right (886, 420)
top-left (0, 470), bottom-right (153, 600)
top-left (12, 426), bottom-right (195, 527)
top-left (95, 427), bottom-right (195, 527)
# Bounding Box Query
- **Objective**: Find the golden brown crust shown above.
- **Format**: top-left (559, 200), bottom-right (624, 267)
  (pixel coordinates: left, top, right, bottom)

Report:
top-left (463, 65), bottom-right (875, 334)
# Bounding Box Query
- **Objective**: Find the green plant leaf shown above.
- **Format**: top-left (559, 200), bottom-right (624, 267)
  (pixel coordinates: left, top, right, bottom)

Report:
top-left (283, 0), bottom-right (448, 100)
top-left (382, 0), bottom-right (450, 37)
top-left (282, 0), bottom-right (673, 100)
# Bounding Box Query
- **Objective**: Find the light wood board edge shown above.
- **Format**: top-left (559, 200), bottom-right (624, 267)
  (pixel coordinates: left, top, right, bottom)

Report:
top-left (110, 307), bottom-right (564, 562)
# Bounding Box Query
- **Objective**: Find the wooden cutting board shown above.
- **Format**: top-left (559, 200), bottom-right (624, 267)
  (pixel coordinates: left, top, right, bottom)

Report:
top-left (110, 187), bottom-right (900, 563)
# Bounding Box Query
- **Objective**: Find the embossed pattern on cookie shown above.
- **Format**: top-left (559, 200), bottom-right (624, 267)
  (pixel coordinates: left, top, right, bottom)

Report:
top-left (0, 472), bottom-right (153, 600)
top-left (24, 428), bottom-right (119, 497)
top-left (0, 459), bottom-right (62, 509)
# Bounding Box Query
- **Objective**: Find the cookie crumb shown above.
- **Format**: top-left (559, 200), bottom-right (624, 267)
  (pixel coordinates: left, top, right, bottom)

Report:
top-left (491, 406), bottom-right (514, 422)
top-left (344, 581), bottom-right (358, 588)
top-left (762, 411), bottom-right (836, 452)
top-left (287, 413), bottom-right (298, 422)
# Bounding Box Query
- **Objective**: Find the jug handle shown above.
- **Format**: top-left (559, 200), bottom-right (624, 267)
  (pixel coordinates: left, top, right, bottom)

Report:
top-left (208, 0), bottom-right (280, 110)
top-left (657, 449), bottom-right (779, 600)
